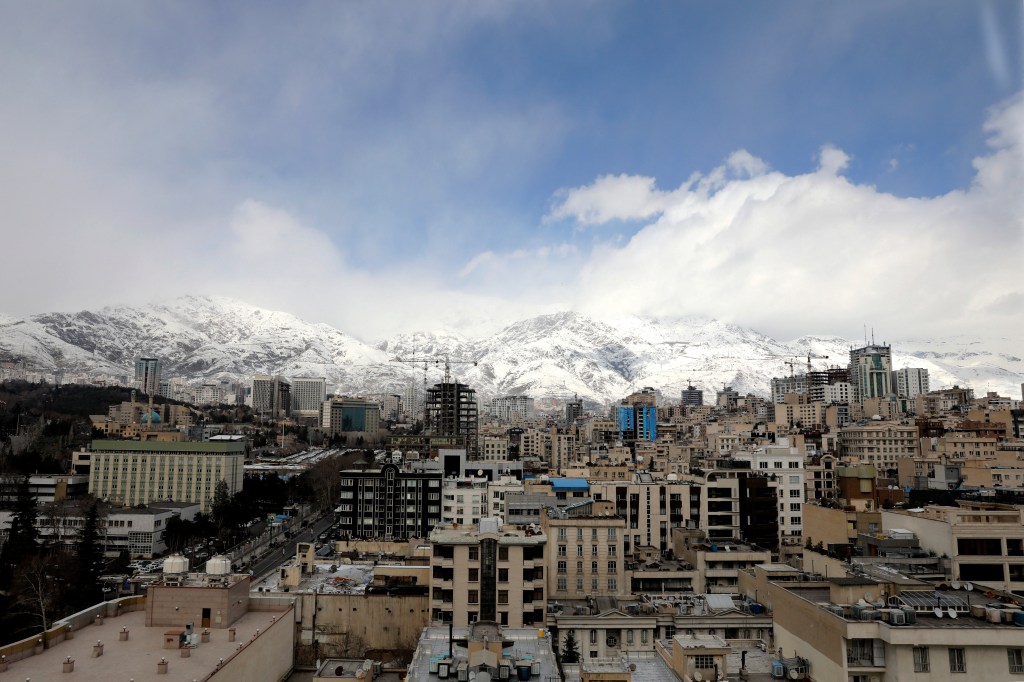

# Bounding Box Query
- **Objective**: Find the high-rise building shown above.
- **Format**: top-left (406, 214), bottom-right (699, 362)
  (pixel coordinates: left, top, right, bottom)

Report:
top-left (490, 395), bottom-right (535, 421)
top-left (321, 397), bottom-right (381, 436)
top-left (770, 374), bottom-right (808, 404)
top-left (290, 376), bottom-right (327, 415)
top-left (680, 384), bottom-right (704, 406)
top-left (565, 395), bottom-right (583, 426)
top-left (426, 382), bottom-right (479, 458)
top-left (251, 375), bottom-right (291, 419)
top-left (616, 405), bottom-right (657, 441)
top-left (894, 367), bottom-right (930, 398)
top-left (382, 394), bottom-right (403, 422)
top-left (134, 358), bottom-right (161, 396)
top-left (848, 344), bottom-right (893, 402)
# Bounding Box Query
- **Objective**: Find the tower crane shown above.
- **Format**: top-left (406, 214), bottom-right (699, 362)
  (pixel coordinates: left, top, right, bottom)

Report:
top-left (390, 354), bottom-right (479, 421)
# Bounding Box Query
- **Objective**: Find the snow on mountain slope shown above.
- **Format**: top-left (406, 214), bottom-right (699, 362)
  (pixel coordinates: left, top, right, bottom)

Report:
top-left (0, 297), bottom-right (1021, 403)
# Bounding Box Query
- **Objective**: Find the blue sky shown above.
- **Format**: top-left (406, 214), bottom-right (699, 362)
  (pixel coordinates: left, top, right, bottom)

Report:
top-left (1, 1), bottom-right (1022, 340)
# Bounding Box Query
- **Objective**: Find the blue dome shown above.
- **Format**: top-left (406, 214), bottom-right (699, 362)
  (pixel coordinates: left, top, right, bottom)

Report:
top-left (142, 410), bottom-right (161, 424)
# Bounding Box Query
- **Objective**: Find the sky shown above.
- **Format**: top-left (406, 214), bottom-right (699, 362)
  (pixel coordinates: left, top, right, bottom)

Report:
top-left (0, 1), bottom-right (1022, 342)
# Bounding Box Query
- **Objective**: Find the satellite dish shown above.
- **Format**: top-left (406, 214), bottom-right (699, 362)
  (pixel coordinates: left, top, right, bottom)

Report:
top-left (951, 581), bottom-right (961, 590)
top-left (788, 671), bottom-right (800, 680)
top-left (965, 583), bottom-right (974, 592)
top-left (933, 607), bottom-right (943, 618)
top-left (692, 671), bottom-right (703, 682)
top-left (477, 469), bottom-right (484, 476)
top-left (865, 592), bottom-right (874, 602)
top-left (948, 608), bottom-right (958, 619)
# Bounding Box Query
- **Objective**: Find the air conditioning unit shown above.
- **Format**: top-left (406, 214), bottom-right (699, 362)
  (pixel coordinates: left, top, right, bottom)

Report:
top-left (890, 610), bottom-right (906, 625)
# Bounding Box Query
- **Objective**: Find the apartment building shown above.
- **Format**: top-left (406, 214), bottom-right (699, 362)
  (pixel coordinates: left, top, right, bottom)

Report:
top-left (490, 395), bottom-right (535, 421)
top-left (87, 440), bottom-right (245, 511)
top-left (893, 367), bottom-right (930, 398)
top-left (747, 563), bottom-right (1024, 682)
top-left (733, 440), bottom-right (806, 550)
top-left (336, 462), bottom-right (442, 540)
top-left (588, 475), bottom-right (691, 554)
top-left (882, 502), bottom-right (1024, 593)
top-left (428, 518), bottom-right (546, 627)
top-left (838, 421), bottom-right (919, 473)
top-left (541, 500), bottom-right (627, 601)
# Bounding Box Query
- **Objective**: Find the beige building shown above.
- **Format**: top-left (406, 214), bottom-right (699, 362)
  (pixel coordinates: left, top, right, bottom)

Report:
top-left (87, 439), bottom-right (245, 511)
top-left (747, 562), bottom-right (1024, 682)
top-left (541, 500), bottom-right (627, 601)
top-left (837, 421), bottom-right (919, 473)
top-left (882, 502), bottom-right (1024, 592)
top-left (429, 517), bottom-right (547, 628)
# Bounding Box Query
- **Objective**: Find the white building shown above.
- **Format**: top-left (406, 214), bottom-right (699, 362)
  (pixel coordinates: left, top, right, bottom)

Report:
top-left (87, 440), bottom-right (246, 512)
top-left (290, 376), bottom-right (327, 415)
top-left (894, 367), bottom-right (930, 398)
top-left (441, 477), bottom-right (489, 527)
top-left (489, 395), bottom-right (536, 421)
top-left (733, 438), bottom-right (806, 549)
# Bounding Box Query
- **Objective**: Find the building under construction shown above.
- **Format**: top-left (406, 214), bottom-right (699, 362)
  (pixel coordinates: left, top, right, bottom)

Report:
top-left (425, 382), bottom-right (479, 459)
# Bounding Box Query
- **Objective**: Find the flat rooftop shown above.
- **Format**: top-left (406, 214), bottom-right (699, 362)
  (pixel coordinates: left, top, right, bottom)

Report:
top-left (408, 627), bottom-right (557, 682)
top-left (7, 607), bottom-right (288, 682)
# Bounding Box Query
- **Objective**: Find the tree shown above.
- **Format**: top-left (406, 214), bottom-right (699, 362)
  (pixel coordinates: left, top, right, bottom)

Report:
top-left (560, 630), bottom-right (580, 663)
top-left (0, 476), bottom-right (39, 589)
top-left (74, 502), bottom-right (104, 610)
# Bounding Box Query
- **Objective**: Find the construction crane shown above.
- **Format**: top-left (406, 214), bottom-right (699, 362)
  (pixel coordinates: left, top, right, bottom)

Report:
top-left (390, 354), bottom-right (479, 421)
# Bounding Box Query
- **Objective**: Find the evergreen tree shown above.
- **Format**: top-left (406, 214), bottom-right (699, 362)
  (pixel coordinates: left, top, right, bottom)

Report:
top-left (560, 630), bottom-right (580, 663)
top-left (0, 476), bottom-right (39, 589)
top-left (74, 502), bottom-right (103, 609)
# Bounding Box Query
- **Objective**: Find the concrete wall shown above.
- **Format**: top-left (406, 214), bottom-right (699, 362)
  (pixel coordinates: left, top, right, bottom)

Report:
top-left (209, 604), bottom-right (295, 682)
top-left (295, 592), bottom-right (429, 656)
top-left (146, 579), bottom-right (251, 629)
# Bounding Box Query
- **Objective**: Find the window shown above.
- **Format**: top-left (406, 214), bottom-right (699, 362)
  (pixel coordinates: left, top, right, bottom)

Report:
top-left (498, 546), bottom-right (508, 561)
top-left (1009, 649), bottom-right (1024, 674)
top-left (788, 461), bottom-right (800, 468)
top-left (693, 655), bottom-right (715, 669)
top-left (577, 545), bottom-right (584, 557)
top-left (576, 561), bottom-right (583, 572)
top-left (607, 561), bottom-right (617, 572)
top-left (591, 544), bottom-right (598, 556)
top-left (608, 528), bottom-right (616, 539)
top-left (498, 590), bottom-right (509, 605)
top-left (913, 647), bottom-right (930, 673)
top-left (557, 561), bottom-right (567, 573)
top-left (590, 630), bottom-right (598, 644)
top-left (469, 547), bottom-right (479, 560)
top-left (558, 545), bottom-right (567, 557)
top-left (468, 590), bottom-right (479, 604)
top-left (577, 529), bottom-right (584, 540)
top-left (469, 568), bottom-right (479, 582)
top-left (557, 577), bottom-right (567, 591)
top-left (608, 544), bottom-right (616, 556)
top-left (591, 561), bottom-right (598, 572)
top-left (576, 577), bottom-right (583, 591)
top-left (592, 528), bottom-right (598, 538)
top-left (607, 577), bottom-right (617, 591)
top-left (790, 503), bottom-right (801, 511)
top-left (948, 647), bottom-right (965, 673)
top-left (558, 528), bottom-right (567, 540)
top-left (789, 489), bottom-right (801, 497)
top-left (498, 568), bottom-right (508, 582)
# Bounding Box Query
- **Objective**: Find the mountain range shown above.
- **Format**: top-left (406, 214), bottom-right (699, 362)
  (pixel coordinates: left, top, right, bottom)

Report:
top-left (1, 296), bottom-right (1021, 404)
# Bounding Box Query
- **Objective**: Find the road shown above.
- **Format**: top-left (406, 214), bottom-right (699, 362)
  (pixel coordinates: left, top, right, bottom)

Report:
top-left (250, 513), bottom-right (336, 580)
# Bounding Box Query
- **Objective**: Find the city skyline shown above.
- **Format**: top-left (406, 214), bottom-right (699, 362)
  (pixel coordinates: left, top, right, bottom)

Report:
top-left (1, 3), bottom-right (1022, 341)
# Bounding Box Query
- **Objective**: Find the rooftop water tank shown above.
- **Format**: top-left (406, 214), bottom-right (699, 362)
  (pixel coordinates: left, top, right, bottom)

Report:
top-left (163, 554), bottom-right (189, 574)
top-left (206, 555), bottom-right (231, 575)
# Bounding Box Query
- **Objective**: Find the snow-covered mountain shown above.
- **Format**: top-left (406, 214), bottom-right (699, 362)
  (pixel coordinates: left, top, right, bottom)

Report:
top-left (1, 296), bottom-right (1021, 404)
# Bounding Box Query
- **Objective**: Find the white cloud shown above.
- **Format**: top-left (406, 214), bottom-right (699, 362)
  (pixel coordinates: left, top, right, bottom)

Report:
top-left (531, 92), bottom-right (1024, 341)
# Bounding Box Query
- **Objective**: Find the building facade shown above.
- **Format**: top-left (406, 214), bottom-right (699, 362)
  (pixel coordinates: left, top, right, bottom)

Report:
top-left (134, 357), bottom-right (161, 396)
top-left (87, 440), bottom-right (245, 511)
top-left (336, 463), bottom-right (442, 540)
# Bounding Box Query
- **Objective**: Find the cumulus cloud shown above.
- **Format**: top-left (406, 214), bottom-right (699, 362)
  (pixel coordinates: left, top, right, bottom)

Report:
top-left (533, 92), bottom-right (1024, 341)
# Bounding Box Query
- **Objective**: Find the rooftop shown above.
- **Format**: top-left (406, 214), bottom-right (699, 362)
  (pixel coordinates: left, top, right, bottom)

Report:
top-left (407, 626), bottom-right (558, 682)
top-left (6, 606), bottom-right (288, 682)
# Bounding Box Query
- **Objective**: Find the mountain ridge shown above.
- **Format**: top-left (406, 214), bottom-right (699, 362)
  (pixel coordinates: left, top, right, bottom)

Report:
top-left (1, 296), bottom-right (1021, 403)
